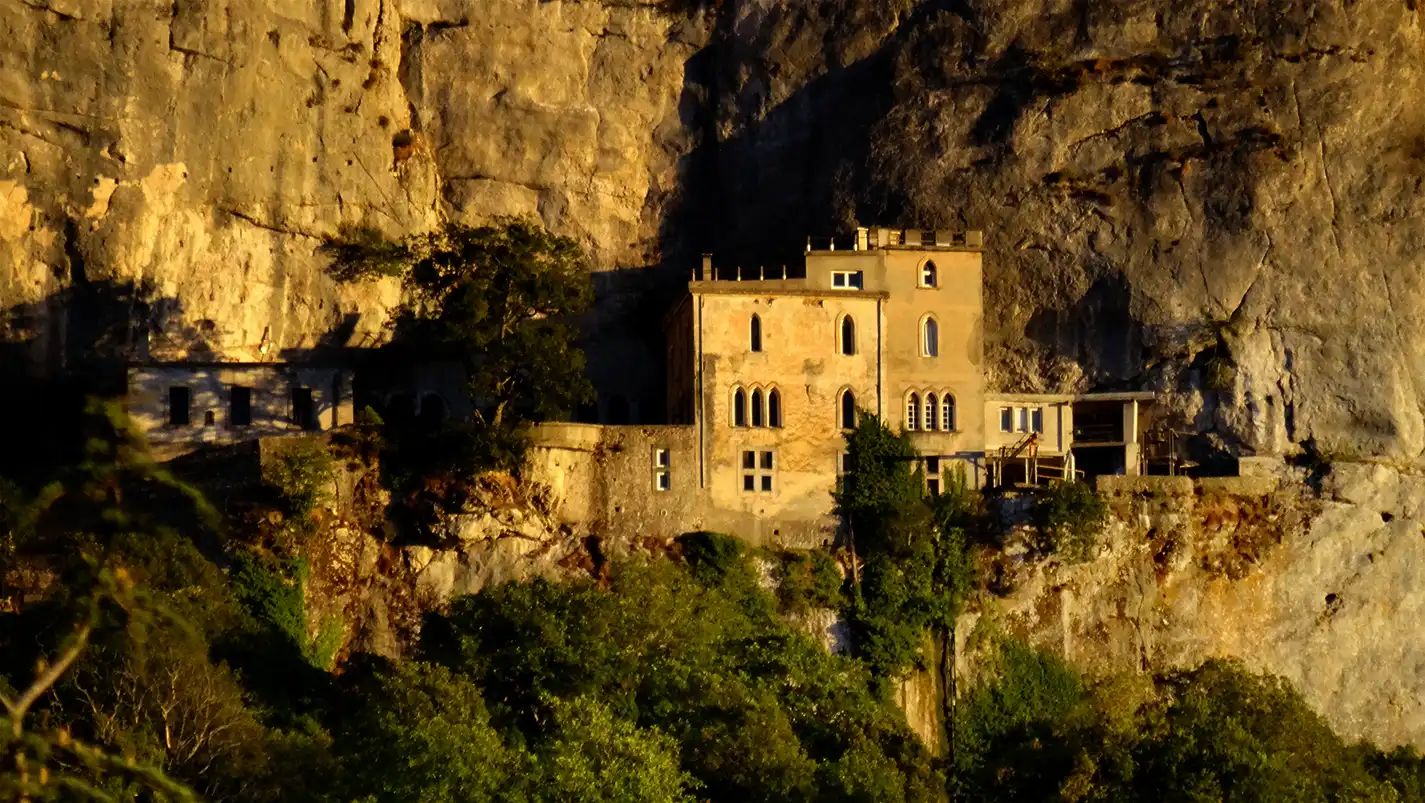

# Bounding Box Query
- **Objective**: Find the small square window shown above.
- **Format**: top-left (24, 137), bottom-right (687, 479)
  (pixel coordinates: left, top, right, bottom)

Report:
top-left (742, 450), bottom-right (756, 470)
top-left (656, 471), bottom-right (670, 491)
top-left (760, 475), bottom-right (773, 492)
top-left (759, 451), bottom-right (774, 470)
top-left (743, 474), bottom-right (756, 492)
top-left (655, 448), bottom-right (670, 468)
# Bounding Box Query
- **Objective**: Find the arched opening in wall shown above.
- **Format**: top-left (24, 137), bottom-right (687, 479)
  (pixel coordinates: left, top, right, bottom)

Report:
top-left (419, 394), bottom-right (448, 427)
top-left (924, 393), bottom-right (937, 431)
top-left (840, 389), bottom-right (856, 430)
top-left (386, 392), bottom-right (416, 426)
top-left (906, 393), bottom-right (920, 431)
top-left (768, 388), bottom-right (782, 428)
top-left (607, 395), bottom-right (630, 425)
top-left (751, 389), bottom-right (764, 427)
top-left (733, 388), bottom-right (747, 427)
top-left (922, 317), bottom-right (939, 357)
top-left (750, 314), bottom-right (763, 353)
top-left (840, 315), bottom-right (856, 355)
top-left (920, 260), bottom-right (938, 288)
top-left (941, 394), bottom-right (956, 431)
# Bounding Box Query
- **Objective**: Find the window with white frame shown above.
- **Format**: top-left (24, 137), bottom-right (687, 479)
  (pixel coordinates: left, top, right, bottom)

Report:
top-left (924, 393), bottom-right (937, 431)
top-left (941, 395), bottom-right (955, 431)
top-left (741, 449), bottom-right (776, 493)
top-left (906, 393), bottom-right (920, 431)
top-left (1000, 407), bottom-right (1013, 432)
top-left (653, 448), bottom-right (671, 491)
top-left (1017, 407), bottom-right (1029, 432)
top-left (922, 316), bottom-right (939, 357)
top-left (920, 260), bottom-right (938, 288)
top-left (1031, 408), bottom-right (1044, 433)
top-left (831, 271), bottom-right (864, 289)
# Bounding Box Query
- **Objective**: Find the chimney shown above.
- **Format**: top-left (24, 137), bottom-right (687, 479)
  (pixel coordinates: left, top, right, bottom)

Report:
top-left (701, 253), bottom-right (712, 280)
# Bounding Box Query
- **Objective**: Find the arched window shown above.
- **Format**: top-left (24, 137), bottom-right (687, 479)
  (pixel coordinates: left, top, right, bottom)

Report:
top-left (733, 389), bottom-right (747, 427)
top-left (840, 315), bottom-right (856, 356)
top-left (922, 317), bottom-right (939, 357)
top-left (751, 389), bottom-right (764, 427)
top-left (924, 393), bottom-right (937, 431)
top-left (941, 394), bottom-right (956, 432)
top-left (840, 390), bottom-right (856, 430)
top-left (920, 260), bottom-right (938, 288)
top-left (750, 314), bottom-right (763, 353)
top-left (906, 393), bottom-right (920, 431)
top-left (768, 389), bottom-right (782, 428)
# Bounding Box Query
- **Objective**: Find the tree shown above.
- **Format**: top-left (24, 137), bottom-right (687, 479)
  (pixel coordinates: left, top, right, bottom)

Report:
top-left (325, 219), bottom-right (595, 467)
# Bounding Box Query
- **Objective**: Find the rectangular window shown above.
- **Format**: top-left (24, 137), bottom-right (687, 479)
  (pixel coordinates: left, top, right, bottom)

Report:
top-left (1000, 407), bottom-right (1013, 432)
top-left (1017, 407), bottom-right (1029, 432)
top-left (1031, 408), bottom-right (1044, 434)
top-left (292, 387), bottom-right (317, 431)
top-left (831, 271), bottom-right (864, 289)
top-left (926, 457), bottom-right (940, 475)
top-left (168, 386), bottom-right (191, 427)
top-left (653, 448), bottom-right (671, 492)
top-left (927, 478), bottom-right (940, 496)
top-left (230, 386), bottom-right (252, 427)
top-left (740, 449), bottom-right (776, 493)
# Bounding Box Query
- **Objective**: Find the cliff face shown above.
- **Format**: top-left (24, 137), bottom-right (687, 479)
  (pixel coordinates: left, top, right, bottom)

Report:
top-left (689, 0), bottom-right (1425, 462)
top-left (976, 466), bottom-right (1425, 749)
top-left (0, 0), bottom-right (703, 366)
top-left (5, 0), bottom-right (1422, 458)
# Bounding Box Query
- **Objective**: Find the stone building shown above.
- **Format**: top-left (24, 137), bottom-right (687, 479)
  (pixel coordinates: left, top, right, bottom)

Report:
top-left (527, 227), bottom-right (1159, 547)
top-left (126, 362), bottom-right (354, 459)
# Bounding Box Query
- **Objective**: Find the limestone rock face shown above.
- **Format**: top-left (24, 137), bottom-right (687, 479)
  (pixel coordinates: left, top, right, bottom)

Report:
top-left (0, 0), bottom-right (705, 366)
top-left (685, 0), bottom-right (1425, 462)
top-left (5, 0), bottom-right (1423, 459)
top-left (979, 465), bottom-right (1425, 749)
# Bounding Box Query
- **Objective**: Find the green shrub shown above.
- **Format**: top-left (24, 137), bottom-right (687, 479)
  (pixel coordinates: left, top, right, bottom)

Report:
top-left (776, 550), bottom-right (845, 613)
top-left (1033, 481), bottom-right (1108, 563)
top-left (265, 436), bottom-right (335, 517)
top-left (677, 532), bottom-right (746, 586)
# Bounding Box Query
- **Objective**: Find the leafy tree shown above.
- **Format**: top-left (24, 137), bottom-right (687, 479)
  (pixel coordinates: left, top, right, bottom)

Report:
top-left (532, 695), bottom-right (696, 803)
top-left (335, 661), bottom-right (523, 803)
top-left (419, 558), bottom-right (944, 803)
top-left (834, 414), bottom-right (978, 679)
top-left (1034, 480), bottom-right (1109, 563)
top-left (326, 219), bottom-right (595, 466)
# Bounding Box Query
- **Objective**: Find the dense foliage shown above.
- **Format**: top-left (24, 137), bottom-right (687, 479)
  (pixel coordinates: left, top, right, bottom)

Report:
top-left (835, 413), bottom-right (979, 679)
top-left (5, 405), bottom-right (1425, 802)
top-left (323, 219), bottom-right (596, 530)
top-left (325, 219), bottom-right (595, 465)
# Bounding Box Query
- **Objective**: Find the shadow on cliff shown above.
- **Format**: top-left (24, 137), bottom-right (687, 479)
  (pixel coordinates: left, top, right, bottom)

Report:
top-left (0, 278), bottom-right (215, 490)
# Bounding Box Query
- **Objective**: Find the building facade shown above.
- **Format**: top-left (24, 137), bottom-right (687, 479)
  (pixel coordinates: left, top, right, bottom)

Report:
top-left (126, 362), bottom-right (354, 458)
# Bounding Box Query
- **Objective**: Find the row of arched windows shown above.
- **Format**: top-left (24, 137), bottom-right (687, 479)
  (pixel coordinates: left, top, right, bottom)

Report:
top-left (748, 313), bottom-right (938, 357)
top-left (732, 385), bottom-right (783, 428)
top-left (906, 392), bottom-right (956, 432)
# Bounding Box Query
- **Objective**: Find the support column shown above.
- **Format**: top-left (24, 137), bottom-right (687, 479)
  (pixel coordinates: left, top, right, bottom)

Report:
top-left (1123, 400), bottom-right (1140, 476)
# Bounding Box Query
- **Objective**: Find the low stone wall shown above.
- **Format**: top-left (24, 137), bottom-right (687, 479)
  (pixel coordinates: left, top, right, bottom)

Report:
top-left (1096, 474), bottom-right (1279, 497)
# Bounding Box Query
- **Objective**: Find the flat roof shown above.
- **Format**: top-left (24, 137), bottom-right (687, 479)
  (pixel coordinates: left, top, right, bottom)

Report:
top-left (986, 391), bottom-right (1158, 403)
top-left (688, 282), bottom-right (888, 300)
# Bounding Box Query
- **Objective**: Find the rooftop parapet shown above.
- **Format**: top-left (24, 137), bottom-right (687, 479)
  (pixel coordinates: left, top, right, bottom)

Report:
top-left (807, 226), bottom-right (984, 253)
